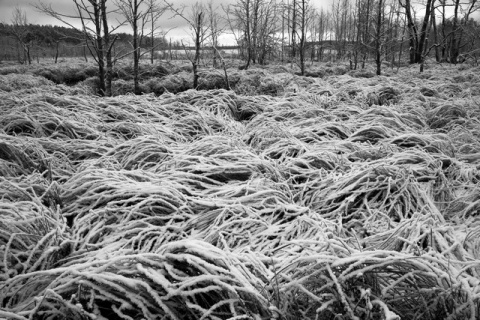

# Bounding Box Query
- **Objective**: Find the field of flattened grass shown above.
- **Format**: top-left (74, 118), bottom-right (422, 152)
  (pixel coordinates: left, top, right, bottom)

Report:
top-left (1, 61), bottom-right (480, 320)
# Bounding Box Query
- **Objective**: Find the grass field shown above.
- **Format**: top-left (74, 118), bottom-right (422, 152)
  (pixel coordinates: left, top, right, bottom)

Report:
top-left (0, 61), bottom-right (479, 320)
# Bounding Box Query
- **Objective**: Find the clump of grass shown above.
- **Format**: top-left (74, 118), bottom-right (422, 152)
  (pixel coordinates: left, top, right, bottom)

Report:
top-left (2, 62), bottom-right (480, 320)
top-left (0, 100), bottom-right (100, 140)
top-left (305, 67), bottom-right (326, 78)
top-left (76, 76), bottom-right (101, 94)
top-left (114, 62), bottom-right (169, 81)
top-left (349, 68), bottom-right (376, 78)
top-left (420, 86), bottom-right (439, 97)
top-left (438, 83), bottom-right (464, 98)
top-left (427, 104), bottom-right (468, 130)
top-left (276, 249), bottom-right (479, 320)
top-left (60, 168), bottom-right (189, 227)
top-left (0, 140), bottom-right (40, 176)
top-left (197, 69), bottom-right (229, 90)
top-left (0, 178), bottom-right (69, 280)
top-left (143, 71), bottom-right (193, 94)
top-left (104, 135), bottom-right (173, 170)
top-left (33, 64), bottom-right (97, 85)
top-left (386, 133), bottom-right (454, 156)
top-left (0, 74), bottom-right (54, 92)
top-left (367, 86), bottom-right (401, 106)
top-left (1, 241), bottom-right (271, 320)
top-left (299, 162), bottom-right (442, 231)
top-left (350, 125), bottom-right (395, 144)
top-left (445, 192), bottom-right (480, 219)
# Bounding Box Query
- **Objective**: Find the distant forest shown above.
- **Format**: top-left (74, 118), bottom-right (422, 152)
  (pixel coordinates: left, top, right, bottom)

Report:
top-left (2, 0), bottom-right (480, 79)
top-left (0, 23), bottom-right (172, 63)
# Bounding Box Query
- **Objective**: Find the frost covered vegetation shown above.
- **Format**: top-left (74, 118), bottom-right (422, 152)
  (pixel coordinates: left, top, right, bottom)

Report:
top-left (1, 62), bottom-right (480, 320)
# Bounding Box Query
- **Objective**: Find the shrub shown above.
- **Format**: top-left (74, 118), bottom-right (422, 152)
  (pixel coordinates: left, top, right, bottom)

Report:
top-left (0, 74), bottom-right (54, 91)
top-left (197, 70), bottom-right (228, 90)
top-left (349, 69), bottom-right (376, 78)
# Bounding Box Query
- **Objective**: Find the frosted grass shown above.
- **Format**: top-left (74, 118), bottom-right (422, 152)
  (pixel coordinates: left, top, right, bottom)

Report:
top-left (1, 64), bottom-right (479, 319)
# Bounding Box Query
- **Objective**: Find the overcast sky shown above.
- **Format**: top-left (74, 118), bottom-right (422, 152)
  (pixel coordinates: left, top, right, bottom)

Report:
top-left (0, 0), bottom-right (333, 45)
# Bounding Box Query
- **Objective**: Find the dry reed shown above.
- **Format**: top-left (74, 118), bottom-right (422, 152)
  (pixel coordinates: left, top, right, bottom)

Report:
top-left (1, 63), bottom-right (480, 320)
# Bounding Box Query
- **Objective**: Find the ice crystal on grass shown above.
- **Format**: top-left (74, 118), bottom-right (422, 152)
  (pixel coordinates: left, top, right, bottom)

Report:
top-left (1, 63), bottom-right (480, 319)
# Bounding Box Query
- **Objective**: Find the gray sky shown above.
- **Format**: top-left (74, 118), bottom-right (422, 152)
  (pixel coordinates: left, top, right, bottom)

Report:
top-left (0, 0), bottom-right (332, 45)
top-left (0, 0), bottom-right (76, 25)
top-left (0, 0), bottom-right (236, 44)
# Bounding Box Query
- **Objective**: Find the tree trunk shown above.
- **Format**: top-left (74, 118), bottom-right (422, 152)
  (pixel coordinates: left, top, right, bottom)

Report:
top-left (83, 44), bottom-right (88, 62)
top-left (132, 0), bottom-right (141, 95)
top-left (193, 12), bottom-right (202, 89)
top-left (419, 3), bottom-right (434, 72)
top-left (244, 0), bottom-right (252, 69)
top-left (251, 0), bottom-right (258, 64)
top-left (291, 0), bottom-right (296, 61)
top-left (353, 0), bottom-right (361, 70)
top-left (55, 41), bottom-right (59, 63)
top-left (213, 46), bottom-right (230, 90)
top-left (101, 0), bottom-right (113, 96)
top-left (281, 6), bottom-right (285, 63)
top-left (150, 8), bottom-right (155, 64)
top-left (16, 41), bottom-right (21, 63)
top-left (93, 1), bottom-right (106, 96)
top-left (375, 0), bottom-right (383, 75)
top-left (431, 6), bottom-right (440, 62)
top-left (363, 0), bottom-right (371, 67)
top-left (440, 0), bottom-right (446, 60)
top-left (397, 15), bottom-right (406, 71)
top-left (450, 0), bottom-right (460, 64)
top-left (402, 0), bottom-right (434, 64)
top-left (415, 0), bottom-right (433, 63)
top-left (25, 46), bottom-right (32, 65)
top-left (299, 0), bottom-right (306, 75)
top-left (212, 47), bottom-right (217, 68)
top-left (210, 4), bottom-right (218, 68)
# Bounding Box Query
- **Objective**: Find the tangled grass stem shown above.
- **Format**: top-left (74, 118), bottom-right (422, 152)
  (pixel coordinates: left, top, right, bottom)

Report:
top-left (1, 63), bottom-right (480, 319)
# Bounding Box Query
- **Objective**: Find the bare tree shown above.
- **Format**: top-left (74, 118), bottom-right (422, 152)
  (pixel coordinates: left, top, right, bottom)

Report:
top-left (9, 7), bottom-right (34, 64)
top-left (226, 0), bottom-right (252, 68)
top-left (226, 0), bottom-right (279, 68)
top-left (447, 0), bottom-right (479, 63)
top-left (388, 1), bottom-right (402, 67)
top-left (146, 0), bottom-right (168, 64)
top-left (206, 1), bottom-right (224, 67)
top-left (375, 0), bottom-right (386, 75)
top-left (430, 1), bottom-right (441, 62)
top-left (316, 8), bottom-right (328, 62)
top-left (296, 0), bottom-right (313, 75)
top-left (116, 0), bottom-right (162, 94)
top-left (206, 2), bottom-right (231, 87)
top-left (352, 0), bottom-right (362, 68)
top-left (331, 0), bottom-right (342, 60)
top-left (291, 0), bottom-right (297, 61)
top-left (36, 0), bottom-right (123, 96)
top-left (399, 0), bottom-right (435, 64)
top-left (256, 0), bottom-right (279, 64)
top-left (357, 0), bottom-right (374, 68)
top-left (165, 1), bottom-right (209, 88)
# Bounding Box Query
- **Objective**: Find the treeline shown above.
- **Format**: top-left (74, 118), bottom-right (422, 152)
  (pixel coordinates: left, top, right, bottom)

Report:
top-left (227, 0), bottom-right (480, 75)
top-left (3, 0), bottom-right (479, 96)
top-left (0, 22), bottom-right (170, 64)
top-left (0, 23), bottom-right (84, 45)
top-left (0, 23), bottom-right (82, 62)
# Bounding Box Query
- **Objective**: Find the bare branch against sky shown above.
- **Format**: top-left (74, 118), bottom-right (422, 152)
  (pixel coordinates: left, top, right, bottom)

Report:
top-left (0, 0), bottom-right (332, 45)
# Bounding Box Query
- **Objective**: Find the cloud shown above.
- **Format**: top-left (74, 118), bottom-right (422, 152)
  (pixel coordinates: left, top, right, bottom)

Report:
top-left (0, 0), bottom-right (237, 44)
top-left (0, 0), bottom-right (329, 46)
top-left (0, 0), bottom-right (75, 25)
